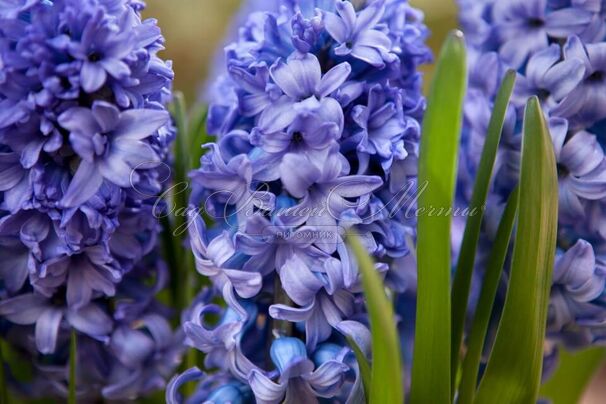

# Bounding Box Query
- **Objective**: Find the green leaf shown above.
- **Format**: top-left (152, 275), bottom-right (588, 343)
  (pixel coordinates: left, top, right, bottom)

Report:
top-left (168, 94), bottom-right (203, 385)
top-left (69, 329), bottom-right (77, 404)
top-left (450, 70), bottom-right (516, 389)
top-left (188, 104), bottom-right (212, 169)
top-left (167, 92), bottom-right (191, 311)
top-left (409, 30), bottom-right (467, 404)
top-left (457, 186), bottom-right (518, 404)
top-left (346, 336), bottom-right (372, 397)
top-left (474, 97), bottom-right (559, 404)
top-left (540, 347), bottom-right (606, 404)
top-left (170, 92), bottom-right (190, 172)
top-left (349, 235), bottom-right (403, 404)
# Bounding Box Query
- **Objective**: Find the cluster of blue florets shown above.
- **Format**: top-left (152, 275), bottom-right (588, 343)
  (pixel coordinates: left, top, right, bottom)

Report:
top-left (0, 0), bottom-right (180, 399)
top-left (167, 0), bottom-right (431, 402)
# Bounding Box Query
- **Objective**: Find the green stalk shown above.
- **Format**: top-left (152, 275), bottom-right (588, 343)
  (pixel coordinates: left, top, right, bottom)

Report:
top-left (450, 71), bottom-right (516, 391)
top-left (0, 340), bottom-right (7, 404)
top-left (169, 93), bottom-right (202, 392)
top-left (273, 276), bottom-right (293, 337)
top-left (162, 214), bottom-right (179, 314)
top-left (457, 187), bottom-right (518, 404)
top-left (68, 329), bottom-right (77, 404)
top-left (169, 92), bottom-right (191, 311)
top-left (183, 266), bottom-right (198, 372)
top-left (410, 31), bottom-right (467, 404)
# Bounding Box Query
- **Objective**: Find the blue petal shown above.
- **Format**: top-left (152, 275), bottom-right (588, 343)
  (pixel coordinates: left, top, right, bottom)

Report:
top-left (61, 160), bottom-right (104, 207)
top-left (166, 367), bottom-right (204, 404)
top-left (305, 359), bottom-right (348, 397)
top-left (66, 303), bottom-right (113, 338)
top-left (113, 109), bottom-right (169, 140)
top-left (553, 240), bottom-right (604, 302)
top-left (278, 254), bottom-right (323, 306)
top-left (0, 293), bottom-right (47, 325)
top-left (280, 153), bottom-right (321, 198)
top-left (270, 54), bottom-right (321, 99)
top-left (248, 369), bottom-right (286, 404)
top-left (35, 307), bottom-right (63, 354)
top-left (81, 61), bottom-right (107, 93)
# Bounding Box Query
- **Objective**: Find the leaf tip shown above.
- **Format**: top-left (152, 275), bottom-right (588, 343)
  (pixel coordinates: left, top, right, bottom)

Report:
top-left (526, 95), bottom-right (541, 113)
top-left (449, 29), bottom-right (465, 41)
top-left (503, 69), bottom-right (517, 88)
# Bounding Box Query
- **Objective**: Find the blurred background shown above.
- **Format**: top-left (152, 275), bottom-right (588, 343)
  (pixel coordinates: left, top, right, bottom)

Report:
top-left (143, 0), bottom-right (457, 101)
top-left (142, 0), bottom-right (605, 401)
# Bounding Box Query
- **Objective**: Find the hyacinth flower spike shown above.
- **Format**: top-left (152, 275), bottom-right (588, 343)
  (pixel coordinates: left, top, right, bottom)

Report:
top-left (173, 0), bottom-right (431, 402)
top-left (0, 0), bottom-right (179, 400)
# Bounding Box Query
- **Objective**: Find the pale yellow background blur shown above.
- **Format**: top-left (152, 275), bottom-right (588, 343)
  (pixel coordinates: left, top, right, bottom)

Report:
top-left (143, 0), bottom-right (457, 100)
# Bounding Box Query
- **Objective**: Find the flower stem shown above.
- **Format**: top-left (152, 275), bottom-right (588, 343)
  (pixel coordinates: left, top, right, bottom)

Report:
top-left (68, 329), bottom-right (77, 404)
top-left (170, 93), bottom-right (203, 398)
top-left (184, 254), bottom-right (200, 373)
top-left (170, 92), bottom-right (191, 313)
top-left (0, 340), bottom-right (7, 404)
top-left (273, 276), bottom-right (293, 338)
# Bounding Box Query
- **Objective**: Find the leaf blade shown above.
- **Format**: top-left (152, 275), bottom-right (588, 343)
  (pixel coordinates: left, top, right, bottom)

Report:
top-left (457, 187), bottom-right (518, 404)
top-left (474, 97), bottom-right (559, 404)
top-left (451, 70), bottom-right (516, 388)
top-left (349, 235), bottom-right (403, 404)
top-left (409, 30), bottom-right (467, 404)
top-left (346, 336), bottom-right (372, 397)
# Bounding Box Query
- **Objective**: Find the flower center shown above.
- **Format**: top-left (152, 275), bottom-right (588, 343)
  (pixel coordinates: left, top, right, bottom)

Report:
top-left (92, 133), bottom-right (108, 155)
top-left (557, 163), bottom-right (569, 178)
top-left (588, 71), bottom-right (604, 83)
top-left (60, 76), bottom-right (71, 89)
top-left (88, 51), bottom-right (103, 62)
top-left (537, 88), bottom-right (550, 101)
top-left (292, 131), bottom-right (304, 144)
top-left (527, 18), bottom-right (544, 28)
top-left (51, 287), bottom-right (67, 307)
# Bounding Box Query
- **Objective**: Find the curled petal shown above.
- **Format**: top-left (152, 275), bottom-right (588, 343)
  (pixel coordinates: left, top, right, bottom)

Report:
top-left (248, 369), bottom-right (287, 404)
top-left (306, 359), bottom-right (349, 398)
top-left (166, 367), bottom-right (205, 404)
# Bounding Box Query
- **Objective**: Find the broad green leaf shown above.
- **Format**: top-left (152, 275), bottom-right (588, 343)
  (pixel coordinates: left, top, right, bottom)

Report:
top-left (474, 97), bottom-right (558, 404)
top-left (540, 347), bottom-right (606, 404)
top-left (346, 336), bottom-right (372, 397)
top-left (349, 235), bottom-right (403, 404)
top-left (451, 70), bottom-right (516, 389)
top-left (457, 187), bottom-right (518, 404)
top-left (410, 30), bottom-right (467, 404)
top-left (68, 330), bottom-right (77, 404)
